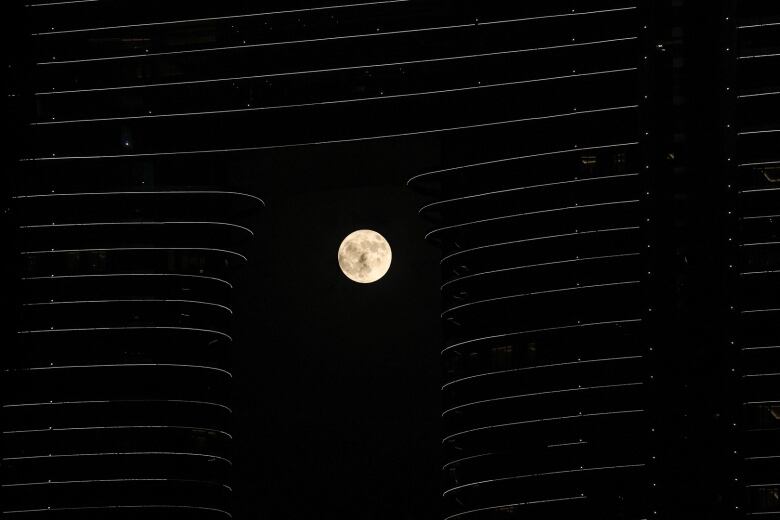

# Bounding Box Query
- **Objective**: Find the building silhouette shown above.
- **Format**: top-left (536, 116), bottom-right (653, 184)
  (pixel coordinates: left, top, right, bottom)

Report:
top-left (5, 2), bottom-right (264, 518)
top-left (4, 0), bottom-right (780, 519)
top-left (730, 0), bottom-right (780, 515)
top-left (409, 4), bottom-right (653, 517)
top-left (410, 0), bottom-right (780, 518)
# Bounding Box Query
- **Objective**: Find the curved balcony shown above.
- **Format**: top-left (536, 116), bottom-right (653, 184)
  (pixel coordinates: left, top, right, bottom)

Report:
top-left (5, 188), bottom-right (262, 517)
top-left (408, 3), bottom-right (650, 517)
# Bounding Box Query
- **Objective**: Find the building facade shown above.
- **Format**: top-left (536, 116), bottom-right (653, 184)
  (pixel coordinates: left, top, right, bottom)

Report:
top-left (5, 0), bottom-right (780, 519)
top-left (5, 1), bottom-right (264, 518)
top-left (409, 3), bottom-right (655, 518)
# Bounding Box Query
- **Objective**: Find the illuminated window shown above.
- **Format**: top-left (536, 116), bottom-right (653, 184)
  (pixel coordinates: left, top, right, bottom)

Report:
top-left (613, 152), bottom-right (627, 172)
top-left (580, 155), bottom-right (597, 172)
top-left (758, 165), bottom-right (780, 183)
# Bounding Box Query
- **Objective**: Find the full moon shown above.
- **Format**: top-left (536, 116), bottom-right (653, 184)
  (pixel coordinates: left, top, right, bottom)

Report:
top-left (337, 229), bottom-right (392, 283)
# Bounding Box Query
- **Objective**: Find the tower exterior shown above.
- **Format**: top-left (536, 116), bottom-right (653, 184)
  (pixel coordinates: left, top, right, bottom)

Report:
top-left (407, 1), bottom-right (780, 517)
top-left (408, 4), bottom-right (655, 518)
top-left (728, 1), bottom-right (780, 515)
top-left (6, 1), bottom-right (780, 519)
top-left (5, 2), bottom-right (263, 517)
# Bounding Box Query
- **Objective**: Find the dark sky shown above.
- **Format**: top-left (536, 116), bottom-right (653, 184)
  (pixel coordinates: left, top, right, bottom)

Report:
top-left (228, 143), bottom-right (442, 519)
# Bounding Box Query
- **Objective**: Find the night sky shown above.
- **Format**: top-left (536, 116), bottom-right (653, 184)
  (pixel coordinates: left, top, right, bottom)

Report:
top-left (229, 142), bottom-right (442, 518)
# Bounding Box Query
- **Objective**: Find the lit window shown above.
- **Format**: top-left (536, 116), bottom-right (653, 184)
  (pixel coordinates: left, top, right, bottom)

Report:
top-left (759, 165), bottom-right (780, 183)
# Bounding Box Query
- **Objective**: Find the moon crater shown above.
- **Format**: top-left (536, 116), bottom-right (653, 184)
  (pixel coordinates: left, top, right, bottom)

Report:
top-left (338, 230), bottom-right (392, 283)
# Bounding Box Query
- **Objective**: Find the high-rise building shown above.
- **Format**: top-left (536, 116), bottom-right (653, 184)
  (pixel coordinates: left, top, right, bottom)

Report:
top-left (408, 1), bottom-right (780, 518)
top-left (409, 4), bottom-right (654, 518)
top-left (4, 2), bottom-right (264, 517)
top-left (5, 1), bottom-right (780, 518)
top-left (728, 1), bottom-right (780, 515)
